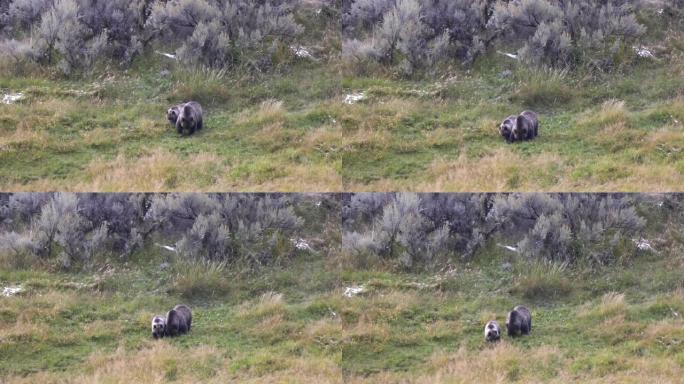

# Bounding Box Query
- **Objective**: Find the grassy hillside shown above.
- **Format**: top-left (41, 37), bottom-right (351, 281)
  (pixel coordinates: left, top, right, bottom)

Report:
top-left (0, 60), bottom-right (342, 192)
top-left (0, 250), bottom-right (344, 383)
top-left (341, 60), bottom-right (684, 192)
top-left (2, 193), bottom-right (683, 383)
top-left (339, 250), bottom-right (684, 383)
top-left (337, 193), bottom-right (684, 382)
top-left (341, 7), bottom-right (684, 192)
top-left (0, 1), bottom-right (342, 192)
top-left (0, 192), bottom-right (344, 382)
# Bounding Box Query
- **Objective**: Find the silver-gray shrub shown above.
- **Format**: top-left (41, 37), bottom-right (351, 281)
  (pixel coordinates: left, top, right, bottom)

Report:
top-left (7, 0), bottom-right (54, 30)
top-left (343, 0), bottom-right (646, 71)
top-left (0, 193), bottom-right (150, 269)
top-left (146, 0), bottom-right (303, 69)
top-left (0, 193), bottom-right (310, 271)
top-left (343, 193), bottom-right (493, 270)
top-left (489, 194), bottom-right (645, 265)
top-left (343, 0), bottom-right (494, 73)
top-left (5, 0), bottom-right (150, 73)
top-left (344, 193), bottom-right (647, 271)
top-left (146, 193), bottom-right (304, 267)
top-left (40, 0), bottom-right (109, 74)
top-left (488, 0), bottom-right (645, 68)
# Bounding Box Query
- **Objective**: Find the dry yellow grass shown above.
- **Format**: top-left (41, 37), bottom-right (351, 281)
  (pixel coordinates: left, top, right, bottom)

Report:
top-left (78, 150), bottom-right (224, 192)
top-left (236, 99), bottom-right (286, 126)
top-left (343, 146), bottom-right (684, 192)
top-left (237, 291), bottom-right (286, 320)
top-left (0, 148), bottom-right (342, 192)
top-left (579, 292), bottom-right (627, 319)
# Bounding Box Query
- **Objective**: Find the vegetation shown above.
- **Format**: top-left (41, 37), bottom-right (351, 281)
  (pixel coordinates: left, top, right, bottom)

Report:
top-left (341, 1), bottom-right (684, 192)
top-left (343, 193), bottom-right (648, 271)
top-left (2, 192), bottom-right (683, 382)
top-left (0, 0), bottom-right (341, 192)
top-left (339, 251), bottom-right (684, 383)
top-left (7, 252), bottom-right (683, 384)
top-left (1, 1), bottom-right (683, 191)
top-left (0, 254), bottom-right (344, 383)
top-left (339, 192), bottom-right (684, 382)
top-left (0, 192), bottom-right (343, 383)
top-left (0, 193), bottom-right (339, 271)
top-left (343, 0), bottom-right (646, 73)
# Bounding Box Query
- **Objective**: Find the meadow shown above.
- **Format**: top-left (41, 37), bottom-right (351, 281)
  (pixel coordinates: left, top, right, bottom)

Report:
top-left (341, 59), bottom-right (684, 192)
top-left (0, 192), bottom-right (345, 383)
top-left (0, 60), bottom-right (343, 192)
top-left (341, 3), bottom-right (684, 192)
top-left (340, 239), bottom-right (684, 383)
top-left (2, 193), bottom-right (683, 383)
top-left (334, 193), bottom-right (684, 382)
top-left (0, 253), bottom-right (344, 383)
top-left (0, 0), bottom-right (342, 192)
top-left (3, 215), bottom-right (681, 383)
top-left (2, 2), bottom-right (683, 193)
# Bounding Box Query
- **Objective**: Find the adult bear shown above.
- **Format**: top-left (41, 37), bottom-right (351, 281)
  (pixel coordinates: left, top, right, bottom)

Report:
top-left (175, 101), bottom-right (203, 136)
top-left (506, 305), bottom-right (532, 337)
top-left (165, 304), bottom-right (192, 337)
top-left (511, 111), bottom-right (538, 142)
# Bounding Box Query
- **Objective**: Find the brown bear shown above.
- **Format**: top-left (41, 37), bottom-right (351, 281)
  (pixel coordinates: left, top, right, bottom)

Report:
top-left (499, 115), bottom-right (517, 143)
top-left (511, 111), bottom-right (538, 142)
top-left (165, 304), bottom-right (192, 337)
top-left (151, 315), bottom-right (166, 339)
top-left (484, 320), bottom-right (501, 342)
top-left (506, 305), bottom-right (532, 337)
top-left (175, 101), bottom-right (203, 136)
top-left (166, 104), bottom-right (184, 126)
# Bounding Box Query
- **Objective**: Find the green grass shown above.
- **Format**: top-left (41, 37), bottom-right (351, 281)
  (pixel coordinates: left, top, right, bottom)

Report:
top-left (0, 58), bottom-right (342, 192)
top-left (2, 201), bottom-right (684, 382)
top-left (0, 252), bottom-right (343, 383)
top-left (3, 34), bottom-right (684, 192)
top-left (341, 58), bottom-right (684, 191)
top-left (338, 251), bottom-right (684, 383)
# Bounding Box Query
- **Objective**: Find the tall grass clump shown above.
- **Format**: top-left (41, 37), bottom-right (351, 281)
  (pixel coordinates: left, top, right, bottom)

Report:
top-left (510, 260), bottom-right (572, 300)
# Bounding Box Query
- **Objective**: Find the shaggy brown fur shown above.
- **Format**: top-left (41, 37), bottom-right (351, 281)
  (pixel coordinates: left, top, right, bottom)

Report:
top-left (484, 320), bottom-right (501, 342)
top-left (165, 304), bottom-right (192, 337)
top-left (506, 305), bottom-right (532, 337)
top-left (175, 101), bottom-right (203, 136)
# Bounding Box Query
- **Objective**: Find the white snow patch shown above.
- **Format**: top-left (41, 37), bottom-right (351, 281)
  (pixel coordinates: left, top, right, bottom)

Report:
top-left (291, 238), bottom-right (312, 251)
top-left (156, 243), bottom-right (177, 253)
top-left (2, 285), bottom-right (23, 297)
top-left (497, 243), bottom-right (519, 253)
top-left (633, 238), bottom-right (655, 252)
top-left (344, 285), bottom-right (365, 298)
top-left (634, 46), bottom-right (655, 59)
top-left (155, 51), bottom-right (177, 60)
top-left (2, 93), bottom-right (24, 105)
top-left (497, 51), bottom-right (519, 60)
top-left (344, 92), bottom-right (366, 104)
top-left (290, 45), bottom-right (316, 60)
